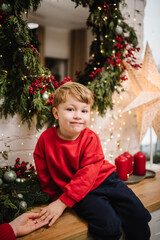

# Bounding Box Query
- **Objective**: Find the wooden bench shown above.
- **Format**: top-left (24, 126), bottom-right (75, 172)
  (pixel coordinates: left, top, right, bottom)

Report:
top-left (18, 171), bottom-right (160, 240)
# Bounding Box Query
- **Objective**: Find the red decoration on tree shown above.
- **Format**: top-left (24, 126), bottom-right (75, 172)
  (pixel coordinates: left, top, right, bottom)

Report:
top-left (13, 158), bottom-right (35, 178)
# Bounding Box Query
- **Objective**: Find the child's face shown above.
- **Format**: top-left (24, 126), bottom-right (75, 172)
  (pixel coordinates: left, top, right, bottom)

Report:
top-left (52, 94), bottom-right (90, 140)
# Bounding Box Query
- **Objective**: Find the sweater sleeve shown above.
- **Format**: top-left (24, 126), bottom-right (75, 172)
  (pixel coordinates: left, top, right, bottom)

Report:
top-left (0, 223), bottom-right (16, 240)
top-left (34, 136), bottom-right (62, 201)
top-left (59, 133), bottom-right (105, 207)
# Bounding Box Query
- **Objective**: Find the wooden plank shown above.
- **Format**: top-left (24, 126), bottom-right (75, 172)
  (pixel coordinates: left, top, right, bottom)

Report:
top-left (19, 209), bottom-right (88, 240)
top-left (18, 171), bottom-right (160, 240)
top-left (129, 171), bottom-right (160, 212)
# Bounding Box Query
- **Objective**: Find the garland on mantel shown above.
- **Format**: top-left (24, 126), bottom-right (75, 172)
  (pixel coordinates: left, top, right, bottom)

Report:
top-left (0, 0), bottom-right (140, 129)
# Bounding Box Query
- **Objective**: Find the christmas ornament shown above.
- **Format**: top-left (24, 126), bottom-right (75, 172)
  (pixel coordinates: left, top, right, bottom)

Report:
top-left (122, 43), bottom-right (160, 143)
top-left (19, 201), bottom-right (27, 210)
top-left (3, 170), bottom-right (17, 183)
top-left (0, 178), bottom-right (3, 186)
top-left (115, 26), bottom-right (123, 35)
top-left (1, 3), bottom-right (12, 13)
top-left (17, 193), bottom-right (23, 199)
top-left (42, 92), bottom-right (49, 100)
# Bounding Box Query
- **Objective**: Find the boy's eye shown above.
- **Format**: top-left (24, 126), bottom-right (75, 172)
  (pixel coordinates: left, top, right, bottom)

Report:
top-left (82, 110), bottom-right (88, 113)
top-left (67, 108), bottom-right (74, 111)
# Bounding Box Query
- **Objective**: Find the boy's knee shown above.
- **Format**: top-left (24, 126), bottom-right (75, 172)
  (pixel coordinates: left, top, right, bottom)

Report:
top-left (89, 217), bottom-right (122, 238)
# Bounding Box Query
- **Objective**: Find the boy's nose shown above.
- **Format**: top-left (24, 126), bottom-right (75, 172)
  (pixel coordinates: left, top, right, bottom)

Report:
top-left (74, 111), bottom-right (81, 119)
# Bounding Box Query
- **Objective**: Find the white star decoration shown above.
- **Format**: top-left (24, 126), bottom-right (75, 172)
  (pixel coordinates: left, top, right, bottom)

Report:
top-left (122, 43), bottom-right (160, 143)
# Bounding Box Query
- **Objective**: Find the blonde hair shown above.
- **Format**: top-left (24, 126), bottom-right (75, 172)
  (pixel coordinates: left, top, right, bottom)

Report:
top-left (53, 82), bottom-right (94, 108)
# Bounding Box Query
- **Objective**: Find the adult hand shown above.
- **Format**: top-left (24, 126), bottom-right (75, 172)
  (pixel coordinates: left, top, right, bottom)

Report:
top-left (9, 212), bottom-right (48, 237)
top-left (39, 198), bottom-right (67, 226)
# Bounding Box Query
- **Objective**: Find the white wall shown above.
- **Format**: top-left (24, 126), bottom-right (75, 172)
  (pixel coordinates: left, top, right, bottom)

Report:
top-left (0, 0), bottom-right (146, 167)
top-left (45, 27), bottom-right (70, 59)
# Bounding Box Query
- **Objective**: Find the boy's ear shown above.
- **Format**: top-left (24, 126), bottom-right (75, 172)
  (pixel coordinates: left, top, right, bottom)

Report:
top-left (52, 107), bottom-right (59, 119)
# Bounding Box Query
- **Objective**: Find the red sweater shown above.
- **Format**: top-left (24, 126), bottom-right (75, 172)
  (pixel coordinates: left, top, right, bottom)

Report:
top-left (0, 223), bottom-right (16, 240)
top-left (34, 127), bottom-right (116, 207)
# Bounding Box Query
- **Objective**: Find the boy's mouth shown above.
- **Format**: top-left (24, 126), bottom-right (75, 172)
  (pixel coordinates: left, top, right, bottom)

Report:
top-left (70, 122), bottom-right (83, 124)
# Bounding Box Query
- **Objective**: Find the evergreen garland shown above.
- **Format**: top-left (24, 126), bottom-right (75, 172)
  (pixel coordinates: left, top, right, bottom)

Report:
top-left (0, 161), bottom-right (50, 224)
top-left (0, 0), bottom-right (141, 128)
top-left (72, 0), bottom-right (141, 115)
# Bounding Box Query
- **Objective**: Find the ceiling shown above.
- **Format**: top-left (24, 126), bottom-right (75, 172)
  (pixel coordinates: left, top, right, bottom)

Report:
top-left (27, 0), bottom-right (89, 30)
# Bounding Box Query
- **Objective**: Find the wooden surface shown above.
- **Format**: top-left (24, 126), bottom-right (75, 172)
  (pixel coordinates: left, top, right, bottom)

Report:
top-left (18, 171), bottom-right (160, 240)
top-left (129, 170), bottom-right (160, 213)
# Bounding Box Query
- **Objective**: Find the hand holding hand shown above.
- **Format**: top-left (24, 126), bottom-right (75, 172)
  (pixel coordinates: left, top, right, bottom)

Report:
top-left (39, 198), bottom-right (67, 226)
top-left (9, 212), bottom-right (48, 237)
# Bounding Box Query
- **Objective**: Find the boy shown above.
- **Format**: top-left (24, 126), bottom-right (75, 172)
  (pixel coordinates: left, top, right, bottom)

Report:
top-left (34, 82), bottom-right (151, 240)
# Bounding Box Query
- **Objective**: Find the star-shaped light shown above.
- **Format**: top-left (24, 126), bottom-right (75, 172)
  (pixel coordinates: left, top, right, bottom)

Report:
top-left (122, 43), bottom-right (160, 143)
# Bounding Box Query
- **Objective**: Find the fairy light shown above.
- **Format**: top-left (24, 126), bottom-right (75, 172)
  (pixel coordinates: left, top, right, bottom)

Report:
top-left (94, 67), bottom-right (97, 70)
top-left (105, 35), bottom-right (108, 38)
top-left (128, 110), bottom-right (132, 114)
top-left (91, 118), bottom-right (95, 121)
top-left (90, 125), bottom-right (94, 128)
top-left (21, 142), bottom-right (24, 145)
top-left (29, 153), bottom-right (32, 156)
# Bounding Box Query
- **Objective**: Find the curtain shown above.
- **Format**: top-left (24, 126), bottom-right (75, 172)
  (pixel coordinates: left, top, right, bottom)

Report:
top-left (69, 29), bottom-right (87, 81)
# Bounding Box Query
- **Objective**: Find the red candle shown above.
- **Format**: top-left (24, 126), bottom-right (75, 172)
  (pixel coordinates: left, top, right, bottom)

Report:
top-left (122, 152), bottom-right (133, 175)
top-left (115, 155), bottom-right (128, 181)
top-left (133, 151), bottom-right (146, 176)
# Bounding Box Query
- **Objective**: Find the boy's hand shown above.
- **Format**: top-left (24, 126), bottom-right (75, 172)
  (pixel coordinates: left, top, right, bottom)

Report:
top-left (39, 199), bottom-right (67, 226)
